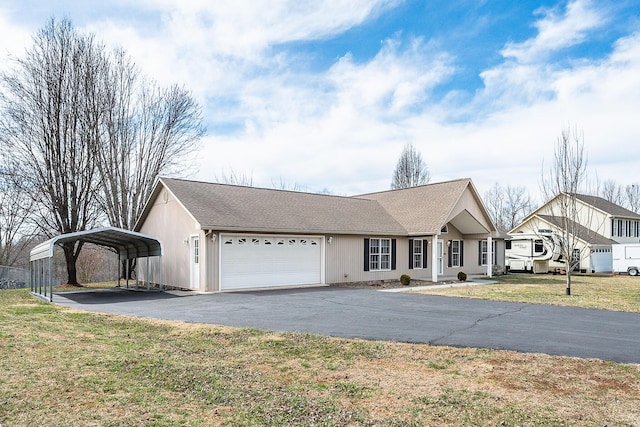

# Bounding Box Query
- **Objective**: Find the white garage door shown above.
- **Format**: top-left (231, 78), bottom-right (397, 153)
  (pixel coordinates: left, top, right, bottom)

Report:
top-left (591, 248), bottom-right (612, 273)
top-left (220, 234), bottom-right (323, 290)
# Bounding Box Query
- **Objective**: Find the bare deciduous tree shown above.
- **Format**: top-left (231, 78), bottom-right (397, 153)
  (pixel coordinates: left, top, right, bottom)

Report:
top-left (97, 50), bottom-right (203, 232)
top-left (215, 169), bottom-right (255, 187)
top-left (541, 126), bottom-right (595, 295)
top-left (626, 184), bottom-right (640, 213)
top-left (96, 50), bottom-right (204, 278)
top-left (484, 183), bottom-right (535, 232)
top-left (599, 179), bottom-right (625, 206)
top-left (0, 19), bottom-right (104, 285)
top-left (391, 143), bottom-right (430, 189)
top-left (0, 18), bottom-right (205, 284)
top-left (0, 170), bottom-right (34, 268)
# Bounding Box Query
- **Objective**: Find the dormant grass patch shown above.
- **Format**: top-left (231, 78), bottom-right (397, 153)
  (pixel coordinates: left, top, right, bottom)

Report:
top-left (414, 273), bottom-right (640, 312)
top-left (1, 288), bottom-right (639, 426)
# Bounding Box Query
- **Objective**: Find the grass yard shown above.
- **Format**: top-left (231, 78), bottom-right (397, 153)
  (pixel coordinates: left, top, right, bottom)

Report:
top-left (414, 273), bottom-right (640, 312)
top-left (1, 289), bottom-right (639, 426)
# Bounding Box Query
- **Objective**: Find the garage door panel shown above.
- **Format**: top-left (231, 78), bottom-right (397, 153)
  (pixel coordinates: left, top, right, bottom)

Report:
top-left (221, 234), bottom-right (322, 290)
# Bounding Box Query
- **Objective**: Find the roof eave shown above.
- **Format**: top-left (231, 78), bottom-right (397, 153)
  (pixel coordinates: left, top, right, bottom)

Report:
top-left (203, 225), bottom-right (406, 236)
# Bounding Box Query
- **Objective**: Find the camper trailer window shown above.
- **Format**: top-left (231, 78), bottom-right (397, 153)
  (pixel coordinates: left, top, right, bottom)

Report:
top-left (534, 240), bottom-right (544, 253)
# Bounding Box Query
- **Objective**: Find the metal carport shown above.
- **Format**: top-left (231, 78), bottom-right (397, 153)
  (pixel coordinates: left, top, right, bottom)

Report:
top-left (30, 227), bottom-right (163, 302)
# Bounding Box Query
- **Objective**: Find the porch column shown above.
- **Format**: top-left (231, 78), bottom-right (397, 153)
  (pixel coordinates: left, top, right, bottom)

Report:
top-left (432, 234), bottom-right (438, 283)
top-left (486, 236), bottom-right (493, 278)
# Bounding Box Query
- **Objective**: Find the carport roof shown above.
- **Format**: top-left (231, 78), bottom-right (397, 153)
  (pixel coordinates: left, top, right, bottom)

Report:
top-left (30, 227), bottom-right (163, 262)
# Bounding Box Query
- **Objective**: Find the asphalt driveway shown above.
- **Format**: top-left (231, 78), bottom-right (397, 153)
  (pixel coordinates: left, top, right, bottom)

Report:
top-left (52, 286), bottom-right (640, 364)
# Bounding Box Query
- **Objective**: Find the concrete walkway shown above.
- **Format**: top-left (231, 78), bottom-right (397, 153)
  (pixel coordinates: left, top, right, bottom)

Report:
top-left (51, 286), bottom-right (640, 364)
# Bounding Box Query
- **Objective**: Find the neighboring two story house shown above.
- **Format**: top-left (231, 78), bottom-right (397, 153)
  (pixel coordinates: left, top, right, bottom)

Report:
top-left (510, 193), bottom-right (640, 272)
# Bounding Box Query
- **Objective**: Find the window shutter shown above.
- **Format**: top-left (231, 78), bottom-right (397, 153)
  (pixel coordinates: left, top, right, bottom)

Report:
top-left (447, 241), bottom-right (452, 267)
top-left (391, 239), bottom-right (397, 270)
top-left (422, 240), bottom-right (428, 268)
top-left (460, 241), bottom-right (464, 267)
top-left (364, 238), bottom-right (370, 272)
top-left (478, 241), bottom-right (482, 265)
top-left (408, 239), bottom-right (414, 269)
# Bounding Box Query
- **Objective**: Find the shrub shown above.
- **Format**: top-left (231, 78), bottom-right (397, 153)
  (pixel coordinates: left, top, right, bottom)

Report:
top-left (400, 274), bottom-right (411, 286)
top-left (457, 271), bottom-right (467, 282)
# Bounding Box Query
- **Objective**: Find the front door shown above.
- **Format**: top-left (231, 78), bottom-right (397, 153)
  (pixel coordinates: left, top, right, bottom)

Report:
top-left (190, 235), bottom-right (200, 290)
top-left (437, 241), bottom-right (444, 275)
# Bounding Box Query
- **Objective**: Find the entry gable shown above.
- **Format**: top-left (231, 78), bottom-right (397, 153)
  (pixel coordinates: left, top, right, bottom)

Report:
top-left (357, 178), bottom-right (497, 236)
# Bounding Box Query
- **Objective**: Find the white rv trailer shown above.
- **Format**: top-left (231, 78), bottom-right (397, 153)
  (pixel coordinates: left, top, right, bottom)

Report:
top-left (612, 244), bottom-right (640, 276)
top-left (506, 231), bottom-right (562, 273)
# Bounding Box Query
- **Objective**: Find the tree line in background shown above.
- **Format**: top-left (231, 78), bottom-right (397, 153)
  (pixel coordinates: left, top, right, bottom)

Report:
top-left (0, 18), bottom-right (205, 284)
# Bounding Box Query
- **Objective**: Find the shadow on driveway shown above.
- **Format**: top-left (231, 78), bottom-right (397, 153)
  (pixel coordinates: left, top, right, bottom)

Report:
top-left (54, 288), bottom-right (185, 304)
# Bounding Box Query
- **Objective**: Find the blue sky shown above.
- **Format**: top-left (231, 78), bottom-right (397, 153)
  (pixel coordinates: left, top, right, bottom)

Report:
top-left (1, 0), bottom-right (639, 199)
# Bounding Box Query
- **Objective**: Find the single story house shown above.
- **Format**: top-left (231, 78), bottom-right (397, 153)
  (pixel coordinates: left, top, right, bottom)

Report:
top-left (134, 177), bottom-right (503, 291)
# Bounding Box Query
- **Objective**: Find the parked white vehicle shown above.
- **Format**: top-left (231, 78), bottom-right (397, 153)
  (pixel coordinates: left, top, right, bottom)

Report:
top-left (506, 231), bottom-right (563, 273)
top-left (612, 244), bottom-right (640, 276)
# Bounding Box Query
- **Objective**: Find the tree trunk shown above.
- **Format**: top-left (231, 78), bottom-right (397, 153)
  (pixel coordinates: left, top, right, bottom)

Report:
top-left (565, 263), bottom-right (572, 295)
top-left (120, 258), bottom-right (136, 280)
top-left (62, 241), bottom-right (80, 286)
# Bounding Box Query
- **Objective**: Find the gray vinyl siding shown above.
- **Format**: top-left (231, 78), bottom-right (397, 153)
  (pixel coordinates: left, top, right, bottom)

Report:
top-left (138, 188), bottom-right (199, 290)
top-left (325, 235), bottom-right (413, 283)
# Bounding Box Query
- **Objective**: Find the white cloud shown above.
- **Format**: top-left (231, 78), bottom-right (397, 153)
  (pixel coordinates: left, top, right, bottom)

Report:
top-left (501, 0), bottom-right (605, 64)
top-left (0, 7), bottom-right (31, 59)
top-left (134, 0), bottom-right (400, 57)
top-left (1, 1), bottom-right (638, 201)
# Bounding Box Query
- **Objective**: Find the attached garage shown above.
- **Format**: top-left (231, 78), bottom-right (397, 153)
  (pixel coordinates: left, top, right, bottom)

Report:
top-left (590, 246), bottom-right (613, 273)
top-left (220, 234), bottom-right (324, 290)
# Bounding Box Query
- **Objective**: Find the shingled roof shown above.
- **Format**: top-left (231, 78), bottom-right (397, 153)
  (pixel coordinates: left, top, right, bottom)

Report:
top-left (356, 178), bottom-right (478, 235)
top-left (574, 194), bottom-right (640, 219)
top-left (537, 215), bottom-right (617, 245)
top-left (142, 177), bottom-right (407, 236)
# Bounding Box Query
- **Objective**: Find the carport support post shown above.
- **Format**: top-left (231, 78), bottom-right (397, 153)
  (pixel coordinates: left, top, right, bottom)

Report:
top-left (146, 256), bottom-right (150, 291)
top-left (125, 261), bottom-right (129, 289)
top-left (117, 253), bottom-right (121, 288)
top-left (48, 256), bottom-right (53, 302)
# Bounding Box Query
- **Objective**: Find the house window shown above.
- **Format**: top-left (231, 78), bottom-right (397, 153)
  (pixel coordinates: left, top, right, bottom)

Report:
top-left (193, 238), bottom-right (199, 264)
top-left (413, 239), bottom-right (423, 269)
top-left (370, 238), bottom-right (391, 271)
top-left (480, 240), bottom-right (497, 266)
top-left (451, 240), bottom-right (461, 267)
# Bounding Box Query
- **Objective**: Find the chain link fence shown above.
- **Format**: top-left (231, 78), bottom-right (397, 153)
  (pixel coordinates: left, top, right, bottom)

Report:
top-left (0, 265), bottom-right (30, 289)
